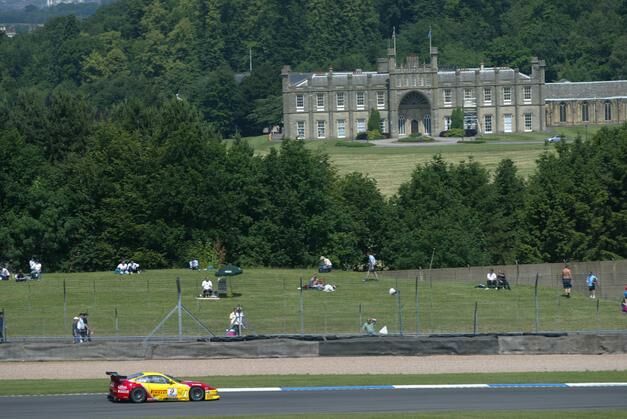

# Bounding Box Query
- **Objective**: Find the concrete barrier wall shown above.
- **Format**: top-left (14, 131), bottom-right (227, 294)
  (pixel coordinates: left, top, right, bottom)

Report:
top-left (1, 334), bottom-right (626, 361)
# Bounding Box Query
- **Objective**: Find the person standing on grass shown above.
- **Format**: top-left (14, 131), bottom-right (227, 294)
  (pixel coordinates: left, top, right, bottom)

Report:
top-left (365, 252), bottom-right (379, 280)
top-left (562, 264), bottom-right (573, 298)
top-left (586, 272), bottom-right (599, 299)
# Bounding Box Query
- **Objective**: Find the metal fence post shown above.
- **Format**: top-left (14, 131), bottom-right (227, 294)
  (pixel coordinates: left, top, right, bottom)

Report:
top-left (299, 277), bottom-right (304, 336)
top-left (534, 273), bottom-right (539, 333)
top-left (473, 301), bottom-right (478, 335)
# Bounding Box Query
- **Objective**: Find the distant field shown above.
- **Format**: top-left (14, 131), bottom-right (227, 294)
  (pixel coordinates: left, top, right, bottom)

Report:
top-left (0, 267), bottom-right (622, 338)
top-left (243, 125), bottom-right (600, 196)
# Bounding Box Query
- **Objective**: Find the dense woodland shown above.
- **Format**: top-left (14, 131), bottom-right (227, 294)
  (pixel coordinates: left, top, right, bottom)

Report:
top-left (0, 0), bottom-right (626, 271)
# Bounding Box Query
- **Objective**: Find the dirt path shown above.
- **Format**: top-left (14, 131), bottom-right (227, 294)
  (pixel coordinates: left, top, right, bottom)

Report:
top-left (2, 354), bottom-right (627, 379)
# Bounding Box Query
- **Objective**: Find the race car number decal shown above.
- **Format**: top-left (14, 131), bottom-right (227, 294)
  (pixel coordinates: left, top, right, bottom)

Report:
top-left (167, 388), bottom-right (177, 397)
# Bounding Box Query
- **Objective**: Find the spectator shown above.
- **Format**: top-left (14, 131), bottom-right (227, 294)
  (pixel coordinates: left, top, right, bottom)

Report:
top-left (31, 260), bottom-right (42, 279)
top-left (80, 312), bottom-right (92, 342)
top-left (189, 259), bottom-right (199, 270)
top-left (72, 316), bottom-right (80, 343)
top-left (319, 256), bottom-right (332, 273)
top-left (496, 271), bottom-right (511, 290)
top-left (362, 318), bottom-right (377, 336)
top-left (201, 277), bottom-right (214, 297)
top-left (365, 252), bottom-right (379, 281)
top-left (0, 266), bottom-right (9, 281)
top-left (622, 297), bottom-right (627, 313)
top-left (128, 261), bottom-right (140, 274)
top-left (562, 264), bottom-right (573, 298)
top-left (115, 261), bottom-right (128, 275)
top-left (229, 306), bottom-right (245, 336)
top-left (15, 271), bottom-right (26, 282)
top-left (76, 314), bottom-right (87, 343)
top-left (486, 269), bottom-right (497, 289)
top-left (586, 272), bottom-right (599, 299)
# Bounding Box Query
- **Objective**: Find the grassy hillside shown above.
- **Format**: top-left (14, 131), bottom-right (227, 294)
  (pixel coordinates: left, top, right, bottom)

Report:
top-left (0, 267), bottom-right (622, 338)
top-left (243, 125), bottom-right (599, 196)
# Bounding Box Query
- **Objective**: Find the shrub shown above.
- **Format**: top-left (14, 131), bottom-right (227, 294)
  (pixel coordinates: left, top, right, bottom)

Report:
top-left (448, 128), bottom-right (464, 137)
top-left (355, 132), bottom-right (368, 140)
top-left (367, 130), bottom-right (383, 141)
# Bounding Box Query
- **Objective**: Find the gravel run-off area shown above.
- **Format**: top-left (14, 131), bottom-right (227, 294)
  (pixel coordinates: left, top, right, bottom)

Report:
top-left (2, 354), bottom-right (627, 379)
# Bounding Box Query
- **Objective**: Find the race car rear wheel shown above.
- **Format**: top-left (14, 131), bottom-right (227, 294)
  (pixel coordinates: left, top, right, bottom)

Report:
top-left (189, 386), bottom-right (205, 401)
top-left (130, 387), bottom-right (147, 403)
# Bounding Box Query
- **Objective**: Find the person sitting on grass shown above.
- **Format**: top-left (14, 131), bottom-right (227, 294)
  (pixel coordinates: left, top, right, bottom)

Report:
top-left (362, 318), bottom-right (377, 336)
top-left (201, 277), bottom-right (214, 297)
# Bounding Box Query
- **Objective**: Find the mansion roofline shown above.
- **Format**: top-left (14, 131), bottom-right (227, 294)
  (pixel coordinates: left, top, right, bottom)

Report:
top-left (281, 47), bottom-right (627, 140)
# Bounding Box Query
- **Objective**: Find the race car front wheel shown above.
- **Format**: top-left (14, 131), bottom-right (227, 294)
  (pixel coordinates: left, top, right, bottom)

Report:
top-left (189, 387), bottom-right (205, 401)
top-left (130, 387), bottom-right (147, 403)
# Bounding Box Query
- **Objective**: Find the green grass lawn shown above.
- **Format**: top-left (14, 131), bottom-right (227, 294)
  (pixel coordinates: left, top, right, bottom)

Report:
top-left (240, 125), bottom-right (604, 196)
top-left (0, 268), bottom-right (624, 338)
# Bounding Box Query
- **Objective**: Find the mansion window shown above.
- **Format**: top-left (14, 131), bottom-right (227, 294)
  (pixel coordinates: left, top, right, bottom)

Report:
top-left (523, 86), bottom-right (532, 104)
top-left (503, 113), bottom-right (513, 133)
top-left (376, 91), bottom-right (385, 109)
top-left (296, 121), bottom-right (305, 139)
top-left (559, 102), bottom-right (567, 122)
top-left (316, 93), bottom-right (324, 111)
top-left (336, 92), bottom-right (345, 111)
top-left (296, 94), bottom-right (304, 111)
top-left (337, 119), bottom-right (345, 138)
top-left (503, 87), bottom-right (512, 105)
top-left (399, 116), bottom-right (406, 135)
top-left (443, 89), bottom-right (452, 106)
top-left (464, 88), bottom-right (475, 106)
top-left (604, 101), bottom-right (612, 121)
top-left (582, 102), bottom-right (589, 122)
top-left (356, 92), bottom-right (365, 110)
top-left (484, 115), bottom-right (493, 133)
top-left (524, 113), bottom-right (532, 132)
top-left (317, 120), bottom-right (326, 138)
top-left (379, 118), bottom-right (386, 133)
top-left (483, 88), bottom-right (492, 105)
top-left (356, 118), bottom-right (366, 133)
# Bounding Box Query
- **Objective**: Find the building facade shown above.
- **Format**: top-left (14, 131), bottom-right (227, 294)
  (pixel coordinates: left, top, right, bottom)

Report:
top-left (281, 48), bottom-right (627, 140)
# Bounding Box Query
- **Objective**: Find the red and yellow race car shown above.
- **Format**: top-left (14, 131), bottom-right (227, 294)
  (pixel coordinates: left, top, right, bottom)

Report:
top-left (106, 371), bottom-right (220, 403)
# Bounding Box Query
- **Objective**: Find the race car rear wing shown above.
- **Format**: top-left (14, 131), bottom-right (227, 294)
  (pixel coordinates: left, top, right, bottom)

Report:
top-left (106, 371), bottom-right (127, 381)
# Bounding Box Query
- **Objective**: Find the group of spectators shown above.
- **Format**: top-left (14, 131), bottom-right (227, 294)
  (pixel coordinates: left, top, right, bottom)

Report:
top-left (114, 260), bottom-right (140, 275)
top-left (72, 312), bottom-right (92, 343)
top-left (0, 258), bottom-right (42, 282)
top-left (299, 273), bottom-right (336, 292)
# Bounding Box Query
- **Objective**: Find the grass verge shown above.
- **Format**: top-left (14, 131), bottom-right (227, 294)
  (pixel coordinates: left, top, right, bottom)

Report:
top-left (1, 371), bottom-right (625, 396)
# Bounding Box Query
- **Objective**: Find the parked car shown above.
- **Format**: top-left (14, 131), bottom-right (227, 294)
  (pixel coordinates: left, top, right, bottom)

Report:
top-left (545, 135), bottom-right (565, 143)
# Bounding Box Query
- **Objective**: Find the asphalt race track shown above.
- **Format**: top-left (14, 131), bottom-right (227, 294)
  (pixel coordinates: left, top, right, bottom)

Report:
top-left (1, 386), bottom-right (626, 418)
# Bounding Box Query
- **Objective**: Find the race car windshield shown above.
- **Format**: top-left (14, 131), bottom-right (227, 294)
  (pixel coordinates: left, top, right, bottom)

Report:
top-left (127, 372), bottom-right (143, 380)
top-left (163, 373), bottom-right (181, 382)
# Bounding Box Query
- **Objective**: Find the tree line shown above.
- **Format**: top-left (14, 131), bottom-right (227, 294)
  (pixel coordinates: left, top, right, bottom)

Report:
top-left (1, 0), bottom-right (627, 138)
top-left (0, 93), bottom-right (625, 272)
top-left (1, 0), bottom-right (626, 271)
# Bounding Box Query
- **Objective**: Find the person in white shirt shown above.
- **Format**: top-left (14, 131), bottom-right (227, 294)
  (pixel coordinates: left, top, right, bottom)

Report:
top-left (365, 252), bottom-right (379, 280)
top-left (0, 266), bottom-right (9, 281)
top-left (201, 278), bottom-right (213, 297)
top-left (486, 268), bottom-right (497, 289)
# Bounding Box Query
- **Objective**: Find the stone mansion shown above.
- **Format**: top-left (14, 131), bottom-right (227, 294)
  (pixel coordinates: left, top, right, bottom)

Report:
top-left (281, 47), bottom-right (627, 140)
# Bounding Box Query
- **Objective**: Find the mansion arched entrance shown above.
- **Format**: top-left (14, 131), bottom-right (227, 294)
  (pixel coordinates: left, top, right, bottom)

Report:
top-left (398, 91), bottom-right (431, 136)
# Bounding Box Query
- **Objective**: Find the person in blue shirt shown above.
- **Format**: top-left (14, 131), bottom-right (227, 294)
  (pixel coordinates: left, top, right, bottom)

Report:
top-left (586, 272), bottom-right (599, 299)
